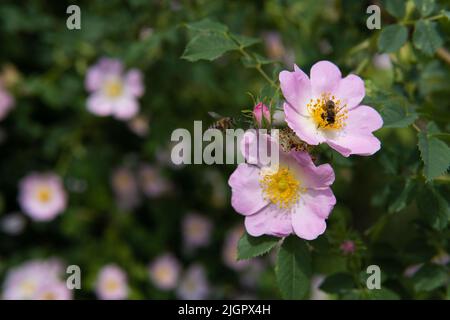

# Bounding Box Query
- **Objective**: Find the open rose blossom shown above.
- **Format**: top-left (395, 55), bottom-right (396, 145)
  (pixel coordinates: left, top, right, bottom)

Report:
top-left (95, 264), bottom-right (129, 300)
top-left (2, 259), bottom-right (71, 300)
top-left (149, 253), bottom-right (181, 291)
top-left (280, 61), bottom-right (383, 157)
top-left (85, 58), bottom-right (144, 120)
top-left (18, 172), bottom-right (67, 221)
top-left (228, 131), bottom-right (335, 240)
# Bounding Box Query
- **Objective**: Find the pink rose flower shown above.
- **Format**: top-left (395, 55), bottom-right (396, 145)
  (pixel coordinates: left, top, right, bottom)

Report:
top-left (222, 225), bottom-right (251, 271)
top-left (85, 58), bottom-right (144, 120)
top-left (18, 172), bottom-right (67, 221)
top-left (176, 264), bottom-right (209, 300)
top-left (0, 82), bottom-right (14, 121)
top-left (228, 131), bottom-right (336, 240)
top-left (95, 264), bottom-right (129, 300)
top-left (2, 259), bottom-right (71, 300)
top-left (149, 253), bottom-right (181, 291)
top-left (280, 61), bottom-right (383, 157)
top-left (340, 240), bottom-right (356, 255)
top-left (182, 213), bottom-right (213, 250)
top-left (253, 102), bottom-right (271, 127)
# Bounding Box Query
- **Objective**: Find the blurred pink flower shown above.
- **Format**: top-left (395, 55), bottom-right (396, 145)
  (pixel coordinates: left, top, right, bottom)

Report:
top-left (403, 264), bottom-right (423, 278)
top-left (85, 58), bottom-right (144, 120)
top-left (263, 32), bottom-right (285, 61)
top-left (228, 131), bottom-right (336, 240)
top-left (111, 166), bottom-right (140, 210)
top-left (18, 172), bottom-right (67, 221)
top-left (127, 114), bottom-right (150, 137)
top-left (176, 264), bottom-right (209, 300)
top-left (310, 275), bottom-right (329, 300)
top-left (372, 54), bottom-right (392, 70)
top-left (0, 82), bottom-right (14, 121)
top-left (280, 61), bottom-right (383, 157)
top-left (2, 259), bottom-right (71, 300)
top-left (95, 264), bottom-right (128, 300)
top-left (340, 240), bottom-right (356, 255)
top-left (138, 165), bottom-right (173, 198)
top-left (182, 213), bottom-right (213, 250)
top-left (253, 102), bottom-right (271, 127)
top-left (149, 253), bottom-right (181, 291)
top-left (222, 226), bottom-right (251, 271)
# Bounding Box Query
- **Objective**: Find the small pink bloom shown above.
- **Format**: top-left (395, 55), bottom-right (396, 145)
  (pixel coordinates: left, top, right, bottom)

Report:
top-left (280, 61), bottom-right (383, 157)
top-left (182, 213), bottom-right (213, 250)
top-left (228, 131), bottom-right (336, 240)
top-left (149, 253), bottom-right (181, 291)
top-left (0, 82), bottom-right (14, 121)
top-left (18, 173), bottom-right (67, 221)
top-left (176, 264), bottom-right (209, 300)
top-left (85, 58), bottom-right (144, 120)
top-left (340, 240), bottom-right (356, 255)
top-left (138, 165), bottom-right (173, 198)
top-left (253, 102), bottom-right (271, 127)
top-left (403, 264), bottom-right (423, 278)
top-left (2, 259), bottom-right (70, 300)
top-left (111, 167), bottom-right (140, 210)
top-left (95, 264), bottom-right (128, 300)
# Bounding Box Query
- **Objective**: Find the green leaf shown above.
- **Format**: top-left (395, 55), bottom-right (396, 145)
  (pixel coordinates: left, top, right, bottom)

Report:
top-left (378, 24), bottom-right (408, 53)
top-left (231, 34), bottom-right (260, 48)
top-left (413, 0), bottom-right (436, 17)
top-left (412, 264), bottom-right (448, 292)
top-left (185, 18), bottom-right (228, 33)
top-left (413, 20), bottom-right (443, 56)
top-left (182, 33), bottom-right (238, 62)
top-left (417, 185), bottom-right (449, 230)
top-left (237, 232), bottom-right (279, 260)
top-left (365, 288), bottom-right (400, 300)
top-left (418, 125), bottom-right (450, 181)
top-left (385, 0), bottom-right (406, 19)
top-left (319, 273), bottom-right (355, 294)
top-left (276, 236), bottom-right (311, 299)
top-left (364, 81), bottom-right (417, 128)
top-left (388, 179), bottom-right (417, 213)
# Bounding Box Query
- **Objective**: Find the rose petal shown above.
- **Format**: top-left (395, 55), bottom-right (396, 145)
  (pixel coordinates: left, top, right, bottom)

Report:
top-left (292, 202), bottom-right (327, 240)
top-left (228, 163), bottom-right (269, 215)
top-left (279, 65), bottom-right (311, 116)
top-left (310, 61), bottom-right (341, 97)
top-left (244, 205), bottom-right (292, 237)
top-left (334, 74), bottom-right (365, 110)
top-left (284, 103), bottom-right (324, 145)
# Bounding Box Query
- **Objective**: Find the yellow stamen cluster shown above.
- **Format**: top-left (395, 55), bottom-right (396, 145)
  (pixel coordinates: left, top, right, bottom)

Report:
top-left (307, 93), bottom-right (348, 130)
top-left (36, 187), bottom-right (52, 203)
top-left (260, 167), bottom-right (304, 209)
top-left (105, 80), bottom-right (123, 98)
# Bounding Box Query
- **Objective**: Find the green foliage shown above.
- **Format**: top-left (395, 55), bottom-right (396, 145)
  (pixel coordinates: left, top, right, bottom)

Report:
top-left (413, 20), bottom-right (443, 56)
top-left (237, 232), bottom-right (279, 260)
top-left (418, 123), bottom-right (450, 181)
top-left (378, 24), bottom-right (408, 53)
top-left (275, 237), bottom-right (311, 299)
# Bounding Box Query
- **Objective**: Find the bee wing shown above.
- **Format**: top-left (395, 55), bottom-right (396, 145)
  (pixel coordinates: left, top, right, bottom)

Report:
top-left (208, 111), bottom-right (224, 120)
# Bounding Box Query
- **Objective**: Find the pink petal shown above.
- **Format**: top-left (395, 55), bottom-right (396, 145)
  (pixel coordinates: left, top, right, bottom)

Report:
top-left (289, 152), bottom-right (335, 188)
top-left (240, 130), bottom-right (277, 168)
top-left (284, 103), bottom-right (324, 145)
top-left (112, 97), bottom-right (139, 120)
top-left (228, 163), bottom-right (269, 216)
top-left (292, 202), bottom-right (327, 240)
top-left (345, 105), bottom-right (383, 133)
top-left (325, 106), bottom-right (383, 157)
top-left (310, 61), bottom-right (341, 97)
top-left (301, 188), bottom-right (336, 219)
top-left (327, 133), bottom-right (381, 157)
top-left (87, 93), bottom-right (113, 116)
top-left (244, 205), bottom-right (293, 237)
top-left (279, 65), bottom-right (311, 116)
top-left (125, 69), bottom-right (144, 97)
top-left (334, 74), bottom-right (365, 109)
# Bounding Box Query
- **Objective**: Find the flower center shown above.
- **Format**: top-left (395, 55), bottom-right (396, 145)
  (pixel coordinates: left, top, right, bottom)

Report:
top-left (36, 187), bottom-right (52, 203)
top-left (105, 80), bottom-right (123, 98)
top-left (105, 279), bottom-right (119, 292)
top-left (260, 167), bottom-right (304, 209)
top-left (307, 93), bottom-right (348, 130)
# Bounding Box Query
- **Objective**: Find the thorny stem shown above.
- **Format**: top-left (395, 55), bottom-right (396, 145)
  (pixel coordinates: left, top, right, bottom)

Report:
top-left (412, 123), bottom-right (421, 132)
